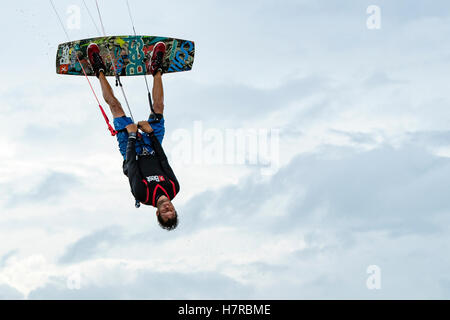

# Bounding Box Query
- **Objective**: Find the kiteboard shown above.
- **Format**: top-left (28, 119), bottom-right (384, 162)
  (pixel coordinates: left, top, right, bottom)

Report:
top-left (56, 35), bottom-right (195, 76)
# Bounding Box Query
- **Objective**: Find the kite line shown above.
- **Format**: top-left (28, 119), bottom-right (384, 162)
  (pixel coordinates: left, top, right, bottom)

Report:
top-left (49, 0), bottom-right (117, 136)
top-left (94, 0), bottom-right (135, 122)
top-left (126, 0), bottom-right (154, 112)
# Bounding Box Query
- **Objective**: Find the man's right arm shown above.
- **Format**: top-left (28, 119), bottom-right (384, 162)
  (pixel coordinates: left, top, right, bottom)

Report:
top-left (124, 127), bottom-right (147, 201)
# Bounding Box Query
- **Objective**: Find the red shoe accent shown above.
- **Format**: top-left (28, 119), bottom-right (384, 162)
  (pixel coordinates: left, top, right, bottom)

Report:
top-left (87, 43), bottom-right (106, 77)
top-left (87, 43), bottom-right (100, 67)
top-left (150, 42), bottom-right (166, 75)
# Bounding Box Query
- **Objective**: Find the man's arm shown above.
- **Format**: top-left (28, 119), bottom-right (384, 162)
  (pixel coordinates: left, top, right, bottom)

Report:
top-left (151, 133), bottom-right (180, 193)
top-left (123, 124), bottom-right (147, 201)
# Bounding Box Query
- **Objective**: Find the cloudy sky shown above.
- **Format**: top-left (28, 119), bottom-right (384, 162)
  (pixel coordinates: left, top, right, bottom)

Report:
top-left (1, 0), bottom-right (450, 299)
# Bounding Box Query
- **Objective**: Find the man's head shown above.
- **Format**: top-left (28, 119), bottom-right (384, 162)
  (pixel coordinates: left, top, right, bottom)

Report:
top-left (156, 197), bottom-right (178, 231)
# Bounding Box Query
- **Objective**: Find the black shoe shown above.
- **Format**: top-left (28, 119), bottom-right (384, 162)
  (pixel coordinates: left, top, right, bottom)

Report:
top-left (87, 43), bottom-right (106, 77)
top-left (149, 42), bottom-right (166, 75)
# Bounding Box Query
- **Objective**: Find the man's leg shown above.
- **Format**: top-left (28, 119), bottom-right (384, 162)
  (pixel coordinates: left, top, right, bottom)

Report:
top-left (152, 71), bottom-right (164, 115)
top-left (87, 43), bottom-right (132, 159)
top-left (98, 72), bottom-right (126, 118)
top-left (98, 72), bottom-right (132, 159)
top-left (87, 43), bottom-right (126, 119)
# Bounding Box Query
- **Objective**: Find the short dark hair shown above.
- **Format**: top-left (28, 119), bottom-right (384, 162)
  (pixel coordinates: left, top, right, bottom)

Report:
top-left (157, 211), bottom-right (178, 231)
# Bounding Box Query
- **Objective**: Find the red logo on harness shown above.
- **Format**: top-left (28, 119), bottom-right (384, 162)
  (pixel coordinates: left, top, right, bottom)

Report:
top-left (159, 176), bottom-right (165, 181)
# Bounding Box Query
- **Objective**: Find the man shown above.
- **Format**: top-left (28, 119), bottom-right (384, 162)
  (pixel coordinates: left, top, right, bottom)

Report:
top-left (87, 41), bottom-right (179, 231)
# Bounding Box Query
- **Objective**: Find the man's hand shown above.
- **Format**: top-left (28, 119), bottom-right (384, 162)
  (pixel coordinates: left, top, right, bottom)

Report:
top-left (138, 121), bottom-right (154, 134)
top-left (126, 123), bottom-right (138, 134)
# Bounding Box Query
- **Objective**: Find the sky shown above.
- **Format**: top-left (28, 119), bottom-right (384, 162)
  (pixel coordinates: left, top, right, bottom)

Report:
top-left (0, 0), bottom-right (450, 299)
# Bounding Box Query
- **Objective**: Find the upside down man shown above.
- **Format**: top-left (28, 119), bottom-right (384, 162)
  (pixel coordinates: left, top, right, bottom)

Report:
top-left (87, 41), bottom-right (179, 231)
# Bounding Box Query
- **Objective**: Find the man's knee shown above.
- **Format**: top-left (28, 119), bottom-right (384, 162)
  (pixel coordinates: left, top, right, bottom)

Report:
top-left (153, 102), bottom-right (164, 114)
top-left (109, 98), bottom-right (125, 116)
top-left (106, 96), bottom-right (120, 107)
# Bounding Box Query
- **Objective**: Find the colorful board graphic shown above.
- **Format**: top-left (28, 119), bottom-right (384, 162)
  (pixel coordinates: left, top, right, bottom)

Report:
top-left (56, 35), bottom-right (195, 76)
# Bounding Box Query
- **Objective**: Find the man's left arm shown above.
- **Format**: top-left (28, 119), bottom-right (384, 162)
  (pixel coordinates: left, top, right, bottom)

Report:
top-left (149, 132), bottom-right (180, 193)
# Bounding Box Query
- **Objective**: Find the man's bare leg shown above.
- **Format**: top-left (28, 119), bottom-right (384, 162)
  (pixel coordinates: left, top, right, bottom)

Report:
top-left (152, 71), bottom-right (164, 115)
top-left (98, 72), bottom-right (126, 118)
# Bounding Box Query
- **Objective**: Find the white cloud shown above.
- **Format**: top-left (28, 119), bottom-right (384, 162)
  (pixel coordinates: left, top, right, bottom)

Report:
top-left (1, 0), bottom-right (450, 299)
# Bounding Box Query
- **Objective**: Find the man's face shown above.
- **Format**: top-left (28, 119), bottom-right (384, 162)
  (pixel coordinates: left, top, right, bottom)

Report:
top-left (158, 200), bottom-right (176, 222)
